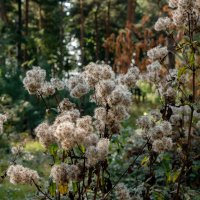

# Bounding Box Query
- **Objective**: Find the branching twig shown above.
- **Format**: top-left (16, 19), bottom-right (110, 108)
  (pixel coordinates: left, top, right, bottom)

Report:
top-left (32, 179), bottom-right (53, 200)
top-left (102, 140), bottom-right (149, 199)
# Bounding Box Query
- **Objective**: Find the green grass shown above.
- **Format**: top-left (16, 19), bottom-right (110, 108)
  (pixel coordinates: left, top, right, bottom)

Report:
top-left (24, 141), bottom-right (45, 153)
top-left (0, 181), bottom-right (36, 200)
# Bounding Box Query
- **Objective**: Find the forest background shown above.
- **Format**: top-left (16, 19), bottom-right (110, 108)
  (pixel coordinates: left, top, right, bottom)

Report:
top-left (0, 0), bottom-right (196, 199)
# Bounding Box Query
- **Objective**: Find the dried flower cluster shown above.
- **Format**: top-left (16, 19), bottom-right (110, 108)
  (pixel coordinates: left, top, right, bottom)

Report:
top-left (154, 17), bottom-right (172, 31)
top-left (23, 66), bottom-right (65, 97)
top-left (35, 122), bottom-right (55, 148)
top-left (147, 46), bottom-right (168, 62)
top-left (122, 1), bottom-right (200, 199)
top-left (20, 62), bottom-right (140, 198)
top-left (50, 163), bottom-right (80, 184)
top-left (137, 111), bottom-right (173, 153)
top-left (57, 98), bottom-right (75, 112)
top-left (155, 0), bottom-right (200, 30)
top-left (33, 63), bottom-right (140, 169)
top-left (82, 63), bottom-right (139, 136)
top-left (170, 0), bottom-right (200, 27)
top-left (86, 138), bottom-right (110, 166)
top-left (7, 165), bottom-right (39, 185)
top-left (66, 74), bottom-right (89, 98)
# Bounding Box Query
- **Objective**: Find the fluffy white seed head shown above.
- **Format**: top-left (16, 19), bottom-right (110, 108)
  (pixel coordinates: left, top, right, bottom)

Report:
top-left (50, 163), bottom-right (68, 184)
top-left (7, 165), bottom-right (39, 185)
top-left (154, 17), bottom-right (172, 31)
top-left (137, 116), bottom-right (154, 129)
top-left (76, 116), bottom-right (93, 133)
top-left (96, 138), bottom-right (110, 161)
top-left (38, 81), bottom-right (55, 97)
top-left (35, 122), bottom-right (55, 148)
top-left (152, 137), bottom-right (173, 153)
top-left (147, 46), bottom-right (168, 61)
top-left (85, 146), bottom-right (99, 166)
top-left (50, 78), bottom-right (65, 90)
top-left (83, 134), bottom-right (99, 147)
top-left (58, 98), bottom-right (75, 112)
top-left (54, 121), bottom-right (75, 150)
top-left (23, 67), bottom-right (46, 94)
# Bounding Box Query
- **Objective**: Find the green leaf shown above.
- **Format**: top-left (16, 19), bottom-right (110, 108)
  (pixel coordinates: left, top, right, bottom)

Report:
top-left (152, 191), bottom-right (165, 200)
top-left (49, 143), bottom-right (58, 156)
top-left (178, 66), bottom-right (187, 79)
top-left (173, 170), bottom-right (180, 183)
top-left (72, 182), bottom-right (78, 194)
top-left (49, 181), bottom-right (56, 197)
top-left (141, 156), bottom-right (149, 166)
top-left (79, 145), bottom-right (85, 153)
top-left (49, 108), bottom-right (59, 114)
top-left (166, 171), bottom-right (171, 183)
top-left (189, 51), bottom-right (195, 66)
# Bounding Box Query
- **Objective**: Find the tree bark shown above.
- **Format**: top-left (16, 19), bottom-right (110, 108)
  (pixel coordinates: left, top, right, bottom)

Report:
top-left (105, 0), bottom-right (111, 63)
top-left (95, 4), bottom-right (100, 61)
top-left (17, 0), bottom-right (22, 68)
top-left (126, 0), bottom-right (136, 28)
top-left (0, 0), bottom-right (8, 24)
top-left (80, 0), bottom-right (85, 67)
top-left (38, 3), bottom-right (42, 30)
top-left (25, 0), bottom-right (29, 36)
top-left (59, 2), bottom-right (64, 72)
top-left (24, 0), bottom-right (29, 62)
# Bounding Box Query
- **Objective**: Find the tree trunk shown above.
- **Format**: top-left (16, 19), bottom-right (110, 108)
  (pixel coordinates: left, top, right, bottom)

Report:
top-left (36, 2), bottom-right (42, 64)
top-left (126, 0), bottom-right (136, 28)
top-left (17, 0), bottom-right (22, 69)
top-left (38, 3), bottom-right (42, 30)
top-left (25, 0), bottom-right (29, 36)
top-left (105, 0), bottom-right (111, 63)
top-left (80, 0), bottom-right (85, 67)
top-left (0, 0), bottom-right (8, 23)
top-left (59, 2), bottom-right (64, 72)
top-left (24, 0), bottom-right (29, 62)
top-left (95, 4), bottom-right (100, 61)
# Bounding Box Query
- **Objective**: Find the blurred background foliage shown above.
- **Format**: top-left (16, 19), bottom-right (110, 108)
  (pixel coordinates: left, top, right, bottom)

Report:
top-left (0, 0), bottom-right (166, 137)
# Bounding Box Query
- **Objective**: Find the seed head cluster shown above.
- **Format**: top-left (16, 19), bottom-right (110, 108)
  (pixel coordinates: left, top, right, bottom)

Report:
top-left (154, 17), bottom-right (172, 31)
top-left (7, 165), bottom-right (39, 185)
top-left (137, 111), bottom-right (173, 153)
top-left (50, 163), bottom-right (80, 184)
top-left (23, 66), bottom-right (65, 97)
top-left (31, 63), bottom-right (140, 171)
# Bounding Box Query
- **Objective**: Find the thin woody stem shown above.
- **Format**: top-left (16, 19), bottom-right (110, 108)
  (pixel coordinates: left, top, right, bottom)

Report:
top-left (94, 168), bottom-right (100, 200)
top-left (32, 179), bottom-right (53, 200)
top-left (38, 91), bottom-right (49, 110)
top-left (174, 107), bottom-right (194, 200)
top-left (175, 12), bottom-right (196, 198)
top-left (54, 91), bottom-right (61, 111)
top-left (102, 139), bottom-right (149, 200)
